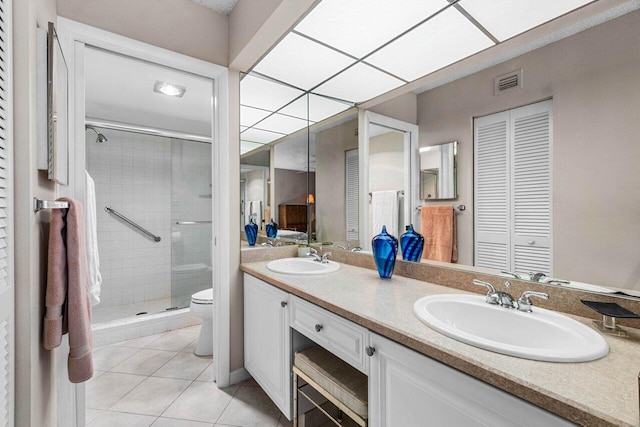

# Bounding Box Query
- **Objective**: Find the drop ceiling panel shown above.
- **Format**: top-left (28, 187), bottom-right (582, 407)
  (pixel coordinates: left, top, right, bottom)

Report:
top-left (460, 0), bottom-right (592, 41)
top-left (241, 105), bottom-right (272, 127)
top-left (252, 33), bottom-right (355, 90)
top-left (241, 140), bottom-right (267, 155)
top-left (240, 74), bottom-right (304, 112)
top-left (366, 7), bottom-right (495, 82)
top-left (279, 94), bottom-right (352, 123)
top-left (314, 63), bottom-right (405, 104)
top-left (258, 113), bottom-right (309, 135)
top-left (241, 127), bottom-right (285, 144)
top-left (295, 0), bottom-right (450, 58)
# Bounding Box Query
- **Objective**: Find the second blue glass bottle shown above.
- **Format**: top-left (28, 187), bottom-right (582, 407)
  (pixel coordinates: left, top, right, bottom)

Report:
top-left (400, 224), bottom-right (424, 262)
top-left (245, 218), bottom-right (258, 246)
top-left (372, 225), bottom-right (399, 279)
top-left (266, 218), bottom-right (278, 238)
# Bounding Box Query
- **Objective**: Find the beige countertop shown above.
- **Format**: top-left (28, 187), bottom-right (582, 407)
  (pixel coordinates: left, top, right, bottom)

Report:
top-left (241, 260), bottom-right (640, 427)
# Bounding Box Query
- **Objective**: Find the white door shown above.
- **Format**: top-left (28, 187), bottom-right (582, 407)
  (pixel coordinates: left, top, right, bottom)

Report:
top-left (474, 100), bottom-right (553, 275)
top-left (345, 149), bottom-right (359, 240)
top-left (0, 0), bottom-right (14, 425)
top-left (368, 333), bottom-right (574, 427)
top-left (243, 274), bottom-right (291, 419)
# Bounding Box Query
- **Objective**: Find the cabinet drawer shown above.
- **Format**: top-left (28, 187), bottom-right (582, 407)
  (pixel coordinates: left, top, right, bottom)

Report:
top-left (290, 295), bottom-right (368, 374)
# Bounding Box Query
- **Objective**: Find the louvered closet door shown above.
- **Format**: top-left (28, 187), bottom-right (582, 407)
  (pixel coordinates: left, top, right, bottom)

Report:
top-left (0, 0), bottom-right (13, 425)
top-left (345, 149), bottom-right (359, 240)
top-left (510, 101), bottom-right (552, 275)
top-left (474, 111), bottom-right (511, 271)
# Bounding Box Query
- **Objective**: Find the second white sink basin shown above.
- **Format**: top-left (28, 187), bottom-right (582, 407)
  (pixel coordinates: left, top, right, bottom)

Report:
top-left (267, 257), bottom-right (340, 275)
top-left (414, 294), bottom-right (608, 362)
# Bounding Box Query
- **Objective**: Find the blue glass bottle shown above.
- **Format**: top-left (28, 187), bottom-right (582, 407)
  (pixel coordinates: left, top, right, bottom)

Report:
top-left (245, 218), bottom-right (258, 246)
top-left (265, 218), bottom-right (278, 239)
top-left (400, 224), bottom-right (424, 262)
top-left (371, 225), bottom-right (399, 279)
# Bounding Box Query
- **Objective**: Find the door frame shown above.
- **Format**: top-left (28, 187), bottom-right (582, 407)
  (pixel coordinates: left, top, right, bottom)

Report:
top-left (57, 17), bottom-right (231, 424)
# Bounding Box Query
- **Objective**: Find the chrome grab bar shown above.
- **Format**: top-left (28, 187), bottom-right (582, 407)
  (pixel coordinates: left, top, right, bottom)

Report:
top-left (175, 221), bottom-right (212, 225)
top-left (105, 205), bottom-right (161, 242)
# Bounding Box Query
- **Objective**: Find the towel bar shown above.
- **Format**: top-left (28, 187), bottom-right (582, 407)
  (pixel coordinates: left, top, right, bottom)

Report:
top-left (33, 197), bottom-right (69, 212)
top-left (416, 204), bottom-right (465, 212)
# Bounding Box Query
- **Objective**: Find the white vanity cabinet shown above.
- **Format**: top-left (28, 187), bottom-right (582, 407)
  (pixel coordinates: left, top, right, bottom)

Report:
top-left (243, 274), bottom-right (292, 419)
top-left (368, 332), bottom-right (575, 427)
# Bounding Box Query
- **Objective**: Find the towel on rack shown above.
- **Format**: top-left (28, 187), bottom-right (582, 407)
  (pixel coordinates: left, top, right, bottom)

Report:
top-left (249, 200), bottom-right (262, 229)
top-left (85, 171), bottom-right (102, 306)
top-left (372, 190), bottom-right (399, 237)
top-left (421, 205), bottom-right (458, 263)
top-left (43, 197), bottom-right (94, 383)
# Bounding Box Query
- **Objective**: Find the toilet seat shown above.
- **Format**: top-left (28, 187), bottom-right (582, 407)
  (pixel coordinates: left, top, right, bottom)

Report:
top-left (191, 288), bottom-right (213, 305)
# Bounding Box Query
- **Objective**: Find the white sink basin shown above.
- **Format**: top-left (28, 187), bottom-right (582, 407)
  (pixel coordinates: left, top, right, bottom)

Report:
top-left (414, 294), bottom-right (608, 362)
top-left (267, 258), bottom-right (340, 275)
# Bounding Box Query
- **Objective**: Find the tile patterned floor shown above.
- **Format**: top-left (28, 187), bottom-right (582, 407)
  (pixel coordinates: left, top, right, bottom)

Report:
top-left (87, 326), bottom-right (292, 427)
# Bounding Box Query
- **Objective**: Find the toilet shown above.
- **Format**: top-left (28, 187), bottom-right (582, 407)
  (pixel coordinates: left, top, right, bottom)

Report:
top-left (189, 287), bottom-right (214, 356)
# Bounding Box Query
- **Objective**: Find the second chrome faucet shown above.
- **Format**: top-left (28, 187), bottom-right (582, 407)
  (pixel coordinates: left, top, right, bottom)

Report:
top-left (473, 279), bottom-right (548, 312)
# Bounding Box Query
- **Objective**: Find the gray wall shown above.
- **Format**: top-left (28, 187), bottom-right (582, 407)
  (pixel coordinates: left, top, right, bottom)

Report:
top-left (416, 10), bottom-right (640, 289)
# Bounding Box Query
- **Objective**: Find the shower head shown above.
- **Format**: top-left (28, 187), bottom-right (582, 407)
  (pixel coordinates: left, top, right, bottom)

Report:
top-left (86, 125), bottom-right (108, 143)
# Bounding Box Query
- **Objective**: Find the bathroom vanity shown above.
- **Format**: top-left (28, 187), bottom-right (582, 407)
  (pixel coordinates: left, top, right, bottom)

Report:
top-left (241, 261), bottom-right (640, 426)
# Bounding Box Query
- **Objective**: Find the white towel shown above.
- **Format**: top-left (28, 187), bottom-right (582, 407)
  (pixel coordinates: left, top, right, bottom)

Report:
top-left (372, 190), bottom-right (399, 237)
top-left (85, 171), bottom-right (102, 306)
top-left (249, 200), bottom-right (262, 229)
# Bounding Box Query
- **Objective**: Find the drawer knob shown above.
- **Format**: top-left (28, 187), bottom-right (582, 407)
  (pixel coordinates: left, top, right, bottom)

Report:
top-left (281, 301), bottom-right (287, 307)
top-left (315, 324), bottom-right (323, 332)
top-left (366, 346), bottom-right (376, 357)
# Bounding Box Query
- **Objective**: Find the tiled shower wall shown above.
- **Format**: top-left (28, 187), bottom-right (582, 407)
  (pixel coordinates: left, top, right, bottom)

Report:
top-left (87, 129), bottom-right (172, 309)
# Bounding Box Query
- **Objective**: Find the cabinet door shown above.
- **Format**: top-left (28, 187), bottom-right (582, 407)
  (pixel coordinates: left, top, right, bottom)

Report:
top-left (244, 274), bottom-right (291, 419)
top-left (368, 333), bottom-right (575, 427)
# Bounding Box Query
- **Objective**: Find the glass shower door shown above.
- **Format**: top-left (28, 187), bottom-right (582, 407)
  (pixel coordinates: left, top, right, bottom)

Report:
top-left (170, 138), bottom-right (213, 308)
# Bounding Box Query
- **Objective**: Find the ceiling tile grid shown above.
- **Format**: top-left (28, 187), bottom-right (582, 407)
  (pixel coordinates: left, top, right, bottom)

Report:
top-left (241, 0), bottom-right (592, 153)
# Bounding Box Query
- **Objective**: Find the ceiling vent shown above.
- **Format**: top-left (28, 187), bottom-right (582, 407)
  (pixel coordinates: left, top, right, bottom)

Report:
top-left (494, 70), bottom-right (523, 96)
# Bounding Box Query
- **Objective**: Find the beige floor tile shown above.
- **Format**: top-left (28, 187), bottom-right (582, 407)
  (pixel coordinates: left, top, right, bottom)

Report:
top-left (217, 385), bottom-right (281, 427)
top-left (111, 349), bottom-right (177, 376)
top-left (146, 330), bottom-right (197, 352)
top-left (180, 340), bottom-right (197, 354)
top-left (93, 345), bottom-right (140, 371)
top-left (87, 409), bottom-right (157, 427)
top-left (152, 352), bottom-right (212, 380)
top-left (195, 363), bottom-right (215, 382)
top-left (86, 372), bottom-right (146, 410)
top-left (240, 377), bottom-right (259, 387)
top-left (111, 376), bottom-right (192, 416)
top-left (153, 417), bottom-right (214, 427)
top-left (117, 333), bottom-right (166, 349)
top-left (162, 381), bottom-right (239, 423)
top-left (85, 408), bottom-right (106, 424)
top-left (277, 414), bottom-right (293, 427)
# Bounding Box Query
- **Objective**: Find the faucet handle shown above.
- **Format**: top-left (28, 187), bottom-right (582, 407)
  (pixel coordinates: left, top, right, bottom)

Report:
top-left (473, 280), bottom-right (499, 304)
top-left (517, 291), bottom-right (549, 312)
top-left (321, 252), bottom-right (332, 263)
top-left (504, 281), bottom-right (511, 292)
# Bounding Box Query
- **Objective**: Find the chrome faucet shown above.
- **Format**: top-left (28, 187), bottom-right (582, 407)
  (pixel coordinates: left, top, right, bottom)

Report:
top-left (350, 246), bottom-right (363, 252)
top-left (261, 239), bottom-right (282, 247)
top-left (530, 272), bottom-right (547, 282)
top-left (307, 247), bottom-right (322, 262)
top-left (473, 279), bottom-right (549, 312)
top-left (517, 291), bottom-right (549, 312)
top-left (321, 252), bottom-right (332, 264)
top-left (500, 270), bottom-right (522, 280)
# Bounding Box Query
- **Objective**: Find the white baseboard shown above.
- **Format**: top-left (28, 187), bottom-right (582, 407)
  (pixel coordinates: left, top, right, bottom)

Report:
top-left (230, 367), bottom-right (252, 385)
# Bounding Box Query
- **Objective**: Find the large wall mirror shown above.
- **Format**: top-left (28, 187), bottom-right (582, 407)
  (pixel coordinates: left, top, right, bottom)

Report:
top-left (239, 10), bottom-right (640, 293)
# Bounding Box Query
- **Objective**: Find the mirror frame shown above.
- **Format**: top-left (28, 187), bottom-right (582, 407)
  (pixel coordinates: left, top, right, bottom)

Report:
top-left (359, 110), bottom-right (419, 250)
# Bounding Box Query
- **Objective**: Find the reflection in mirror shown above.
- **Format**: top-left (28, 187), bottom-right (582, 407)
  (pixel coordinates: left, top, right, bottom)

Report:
top-left (240, 147), bottom-right (270, 233)
top-left (419, 141), bottom-right (457, 200)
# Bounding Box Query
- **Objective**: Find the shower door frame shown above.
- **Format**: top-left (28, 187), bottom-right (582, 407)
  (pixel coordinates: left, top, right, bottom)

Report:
top-left (58, 17), bottom-right (232, 425)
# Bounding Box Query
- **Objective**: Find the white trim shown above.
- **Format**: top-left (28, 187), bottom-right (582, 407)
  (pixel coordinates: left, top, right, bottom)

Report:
top-left (359, 111), bottom-right (419, 249)
top-left (57, 19), bottom-right (232, 418)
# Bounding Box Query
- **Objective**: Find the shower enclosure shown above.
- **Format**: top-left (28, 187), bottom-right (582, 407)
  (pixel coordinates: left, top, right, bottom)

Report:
top-left (86, 126), bottom-right (212, 326)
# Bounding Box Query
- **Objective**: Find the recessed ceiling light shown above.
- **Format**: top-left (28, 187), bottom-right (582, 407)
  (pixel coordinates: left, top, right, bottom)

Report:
top-left (154, 81), bottom-right (187, 97)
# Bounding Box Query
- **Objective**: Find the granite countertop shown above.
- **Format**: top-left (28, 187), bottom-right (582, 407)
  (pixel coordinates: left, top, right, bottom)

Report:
top-left (241, 261), bottom-right (640, 427)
